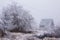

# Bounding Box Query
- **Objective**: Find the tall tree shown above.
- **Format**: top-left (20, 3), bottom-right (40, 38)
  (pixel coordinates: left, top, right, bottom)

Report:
top-left (2, 3), bottom-right (34, 32)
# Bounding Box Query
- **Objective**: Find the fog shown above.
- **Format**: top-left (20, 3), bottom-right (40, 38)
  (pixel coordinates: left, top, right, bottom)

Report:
top-left (0, 0), bottom-right (60, 26)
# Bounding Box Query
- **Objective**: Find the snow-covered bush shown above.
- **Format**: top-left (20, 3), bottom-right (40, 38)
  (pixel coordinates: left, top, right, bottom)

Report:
top-left (0, 19), bottom-right (5, 37)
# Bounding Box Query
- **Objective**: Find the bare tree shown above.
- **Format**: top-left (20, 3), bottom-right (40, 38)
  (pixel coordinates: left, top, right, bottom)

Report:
top-left (2, 3), bottom-right (34, 33)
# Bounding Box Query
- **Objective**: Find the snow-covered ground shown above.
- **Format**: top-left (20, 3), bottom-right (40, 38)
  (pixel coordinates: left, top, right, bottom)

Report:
top-left (0, 32), bottom-right (60, 40)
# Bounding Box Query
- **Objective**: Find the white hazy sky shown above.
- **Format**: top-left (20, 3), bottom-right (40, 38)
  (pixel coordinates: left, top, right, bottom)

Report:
top-left (0, 0), bottom-right (60, 26)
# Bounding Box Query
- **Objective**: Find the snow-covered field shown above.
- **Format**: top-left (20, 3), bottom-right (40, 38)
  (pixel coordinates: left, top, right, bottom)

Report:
top-left (0, 32), bottom-right (60, 40)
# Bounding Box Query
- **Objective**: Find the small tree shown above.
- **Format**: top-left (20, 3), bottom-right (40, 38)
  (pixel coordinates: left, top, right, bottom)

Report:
top-left (2, 3), bottom-right (34, 33)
